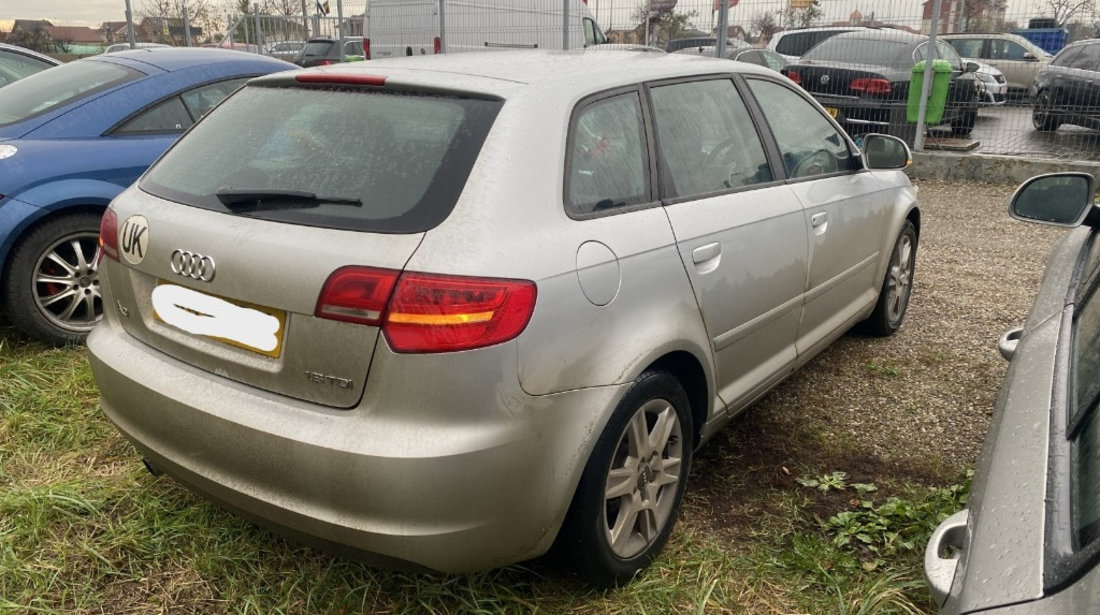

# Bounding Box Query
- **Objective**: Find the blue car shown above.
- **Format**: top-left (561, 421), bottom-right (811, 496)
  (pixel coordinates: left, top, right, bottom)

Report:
top-left (0, 48), bottom-right (293, 344)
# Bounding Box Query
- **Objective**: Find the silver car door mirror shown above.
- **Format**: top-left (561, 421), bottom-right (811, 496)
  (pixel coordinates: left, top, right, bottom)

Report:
top-left (861, 133), bottom-right (912, 170)
top-left (1009, 172), bottom-right (1095, 227)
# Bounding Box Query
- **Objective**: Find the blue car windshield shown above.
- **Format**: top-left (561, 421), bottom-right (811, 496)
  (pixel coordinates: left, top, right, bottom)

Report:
top-left (0, 59), bottom-right (141, 126)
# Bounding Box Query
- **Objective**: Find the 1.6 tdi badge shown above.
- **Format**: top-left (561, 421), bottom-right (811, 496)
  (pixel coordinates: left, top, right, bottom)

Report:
top-left (119, 215), bottom-right (150, 265)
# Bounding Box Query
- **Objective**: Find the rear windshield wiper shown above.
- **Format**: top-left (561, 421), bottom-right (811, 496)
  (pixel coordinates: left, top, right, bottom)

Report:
top-left (215, 188), bottom-right (362, 212)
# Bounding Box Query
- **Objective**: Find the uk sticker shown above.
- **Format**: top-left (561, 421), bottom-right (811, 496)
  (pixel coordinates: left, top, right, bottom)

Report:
top-left (119, 215), bottom-right (150, 265)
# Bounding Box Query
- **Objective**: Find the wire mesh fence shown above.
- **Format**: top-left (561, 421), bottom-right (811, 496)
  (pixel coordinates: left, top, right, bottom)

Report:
top-left (214, 0), bottom-right (1099, 161)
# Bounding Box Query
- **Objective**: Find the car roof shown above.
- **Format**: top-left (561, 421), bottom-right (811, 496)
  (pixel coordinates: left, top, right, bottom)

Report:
top-left (263, 49), bottom-right (777, 98)
top-left (93, 47), bottom-right (293, 72)
top-left (825, 29), bottom-right (924, 44)
top-left (0, 42), bottom-right (61, 66)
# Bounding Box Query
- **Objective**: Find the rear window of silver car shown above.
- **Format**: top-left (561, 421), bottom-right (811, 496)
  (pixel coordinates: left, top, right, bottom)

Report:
top-left (140, 85), bottom-right (502, 233)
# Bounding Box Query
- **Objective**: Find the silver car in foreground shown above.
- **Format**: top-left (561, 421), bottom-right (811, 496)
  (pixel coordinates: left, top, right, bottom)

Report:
top-left (926, 173), bottom-right (1100, 612)
top-left (89, 50), bottom-right (919, 586)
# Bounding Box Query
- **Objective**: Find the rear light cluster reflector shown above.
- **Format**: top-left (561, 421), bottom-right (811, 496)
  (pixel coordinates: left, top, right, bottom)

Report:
top-left (849, 78), bottom-right (892, 95)
top-left (316, 266), bottom-right (537, 353)
top-left (294, 73), bottom-right (387, 86)
top-left (98, 208), bottom-right (119, 264)
top-left (785, 70), bottom-right (801, 84)
top-left (363, 38), bottom-right (371, 60)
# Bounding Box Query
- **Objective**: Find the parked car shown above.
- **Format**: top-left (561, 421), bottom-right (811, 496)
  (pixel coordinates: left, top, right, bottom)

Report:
top-left (0, 48), bottom-right (294, 344)
top-left (293, 37), bottom-right (345, 66)
top-left (342, 37), bottom-right (365, 61)
top-left (1031, 39), bottom-right (1100, 132)
top-left (940, 33), bottom-right (1053, 97)
top-left (972, 60), bottom-right (1008, 106)
top-left (768, 26), bottom-right (889, 63)
top-left (925, 172), bottom-right (1100, 613)
top-left (672, 44), bottom-right (786, 72)
top-left (666, 36), bottom-right (749, 54)
top-left (201, 42), bottom-right (260, 53)
top-left (89, 50), bottom-right (919, 587)
top-left (784, 30), bottom-right (982, 142)
top-left (0, 42), bottom-right (60, 88)
top-left (264, 40), bottom-right (306, 62)
top-left (104, 42), bottom-right (171, 54)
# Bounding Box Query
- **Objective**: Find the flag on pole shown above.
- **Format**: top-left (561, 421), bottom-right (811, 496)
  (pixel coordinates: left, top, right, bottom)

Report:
top-left (316, 0), bottom-right (330, 15)
top-left (713, 0), bottom-right (739, 8)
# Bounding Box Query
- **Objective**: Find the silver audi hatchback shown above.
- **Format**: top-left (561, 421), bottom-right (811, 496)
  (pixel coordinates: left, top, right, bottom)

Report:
top-left (89, 50), bottom-right (919, 586)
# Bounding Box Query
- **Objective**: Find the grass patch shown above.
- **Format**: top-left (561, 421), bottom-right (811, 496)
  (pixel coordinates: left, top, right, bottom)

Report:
top-left (0, 324), bottom-right (965, 614)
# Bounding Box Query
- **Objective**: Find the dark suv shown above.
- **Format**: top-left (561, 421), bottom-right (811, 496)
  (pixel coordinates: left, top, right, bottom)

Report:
top-left (293, 37), bottom-right (344, 67)
top-left (1031, 39), bottom-right (1100, 132)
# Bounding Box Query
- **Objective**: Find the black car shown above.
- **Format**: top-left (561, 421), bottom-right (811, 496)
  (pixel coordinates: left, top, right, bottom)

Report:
top-left (293, 37), bottom-right (344, 67)
top-left (665, 37), bottom-right (748, 53)
top-left (784, 30), bottom-right (981, 143)
top-left (1031, 39), bottom-right (1100, 132)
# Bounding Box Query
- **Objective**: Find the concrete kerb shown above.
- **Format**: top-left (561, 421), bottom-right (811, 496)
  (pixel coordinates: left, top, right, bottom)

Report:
top-left (908, 151), bottom-right (1100, 184)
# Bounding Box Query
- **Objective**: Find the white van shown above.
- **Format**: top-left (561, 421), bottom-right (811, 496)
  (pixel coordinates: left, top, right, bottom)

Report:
top-left (365, 0), bottom-right (607, 59)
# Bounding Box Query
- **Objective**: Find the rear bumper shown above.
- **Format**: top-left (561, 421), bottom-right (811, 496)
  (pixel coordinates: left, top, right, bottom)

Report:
top-left (87, 312), bottom-right (627, 573)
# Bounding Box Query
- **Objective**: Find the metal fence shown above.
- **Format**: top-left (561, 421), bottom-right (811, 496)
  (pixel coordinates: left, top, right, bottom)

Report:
top-left (215, 0), bottom-right (1100, 161)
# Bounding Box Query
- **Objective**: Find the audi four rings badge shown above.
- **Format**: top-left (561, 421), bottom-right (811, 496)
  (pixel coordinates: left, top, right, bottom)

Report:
top-left (119, 215), bottom-right (150, 265)
top-left (170, 249), bottom-right (216, 282)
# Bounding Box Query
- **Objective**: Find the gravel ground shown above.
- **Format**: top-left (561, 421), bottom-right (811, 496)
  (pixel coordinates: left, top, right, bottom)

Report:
top-left (690, 178), bottom-right (1069, 519)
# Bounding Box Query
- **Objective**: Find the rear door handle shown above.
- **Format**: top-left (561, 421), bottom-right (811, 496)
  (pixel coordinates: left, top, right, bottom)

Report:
top-left (811, 212), bottom-right (828, 236)
top-left (691, 242), bottom-right (721, 274)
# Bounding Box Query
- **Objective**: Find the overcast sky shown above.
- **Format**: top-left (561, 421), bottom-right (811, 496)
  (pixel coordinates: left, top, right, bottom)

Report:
top-left (4, 0), bottom-right (1077, 31)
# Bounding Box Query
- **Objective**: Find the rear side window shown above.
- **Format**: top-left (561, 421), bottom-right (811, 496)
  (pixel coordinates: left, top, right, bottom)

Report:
top-left (947, 38), bottom-right (984, 58)
top-left (0, 59), bottom-right (140, 126)
top-left (650, 79), bottom-right (771, 198)
top-left (302, 41), bottom-right (334, 57)
top-left (566, 92), bottom-right (650, 215)
top-left (775, 32), bottom-right (815, 57)
top-left (140, 86), bottom-right (502, 233)
top-left (0, 49), bottom-right (54, 79)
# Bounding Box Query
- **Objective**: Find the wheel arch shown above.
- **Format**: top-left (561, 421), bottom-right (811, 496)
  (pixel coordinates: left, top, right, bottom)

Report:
top-left (644, 350), bottom-right (711, 449)
top-left (0, 202), bottom-right (108, 281)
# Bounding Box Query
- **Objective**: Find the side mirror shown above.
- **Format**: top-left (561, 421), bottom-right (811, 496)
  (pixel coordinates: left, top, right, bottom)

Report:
top-left (860, 133), bottom-right (911, 170)
top-left (1023, 52), bottom-right (1037, 61)
top-left (1009, 173), bottom-right (1095, 227)
top-left (965, 61), bottom-right (980, 73)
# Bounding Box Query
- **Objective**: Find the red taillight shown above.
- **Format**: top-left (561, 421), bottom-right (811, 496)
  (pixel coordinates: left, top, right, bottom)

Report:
top-left (850, 78), bottom-right (892, 95)
top-left (98, 208), bottom-right (118, 264)
top-left (785, 70), bottom-right (801, 84)
top-left (433, 36), bottom-right (441, 54)
top-left (363, 37), bottom-right (371, 60)
top-left (315, 267), bottom-right (537, 353)
top-left (295, 73), bottom-right (386, 86)
top-left (315, 266), bottom-right (400, 325)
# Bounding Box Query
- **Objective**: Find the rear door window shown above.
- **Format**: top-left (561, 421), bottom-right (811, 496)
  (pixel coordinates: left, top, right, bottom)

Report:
top-left (565, 91), bottom-right (650, 215)
top-left (140, 85), bottom-right (502, 233)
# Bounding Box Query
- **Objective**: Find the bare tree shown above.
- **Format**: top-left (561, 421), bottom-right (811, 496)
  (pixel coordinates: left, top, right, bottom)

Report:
top-left (751, 10), bottom-right (780, 45)
top-left (1044, 0), bottom-right (1095, 26)
top-left (139, 0), bottom-right (217, 43)
top-left (632, 4), bottom-right (697, 47)
top-left (960, 0), bottom-right (1007, 32)
top-left (785, 2), bottom-right (824, 29)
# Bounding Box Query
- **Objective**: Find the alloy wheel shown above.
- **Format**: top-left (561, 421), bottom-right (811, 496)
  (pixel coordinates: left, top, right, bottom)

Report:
top-left (31, 231), bottom-right (102, 334)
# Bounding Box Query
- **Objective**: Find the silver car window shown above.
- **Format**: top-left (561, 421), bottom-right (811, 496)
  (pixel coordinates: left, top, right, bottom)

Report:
top-left (746, 79), bottom-right (854, 179)
top-left (649, 78), bottom-right (771, 198)
top-left (1073, 281), bottom-right (1100, 547)
top-left (566, 92), bottom-right (649, 214)
top-left (141, 86), bottom-right (502, 233)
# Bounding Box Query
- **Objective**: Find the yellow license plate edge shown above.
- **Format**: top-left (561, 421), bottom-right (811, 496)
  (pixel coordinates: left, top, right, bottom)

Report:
top-left (153, 280), bottom-right (287, 358)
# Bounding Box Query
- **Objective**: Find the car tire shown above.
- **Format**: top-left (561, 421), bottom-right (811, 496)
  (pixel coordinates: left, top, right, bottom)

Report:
top-left (862, 219), bottom-right (917, 337)
top-left (1, 211), bottom-right (104, 345)
top-left (951, 110), bottom-right (976, 136)
top-left (557, 370), bottom-right (693, 588)
top-left (1032, 90), bottom-right (1061, 132)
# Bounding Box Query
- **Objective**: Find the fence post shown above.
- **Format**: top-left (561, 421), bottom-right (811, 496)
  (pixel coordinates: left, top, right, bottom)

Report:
top-left (182, 3), bottom-right (193, 47)
top-left (914, 0), bottom-right (943, 151)
top-left (252, 3), bottom-right (262, 53)
top-left (563, 0), bottom-right (569, 50)
top-left (440, 0), bottom-right (447, 53)
top-left (124, 0), bottom-right (136, 48)
top-left (336, 0), bottom-right (345, 59)
top-left (716, 1), bottom-right (729, 58)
